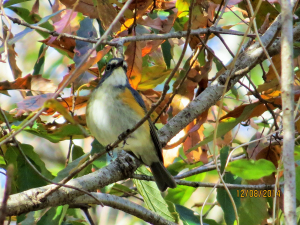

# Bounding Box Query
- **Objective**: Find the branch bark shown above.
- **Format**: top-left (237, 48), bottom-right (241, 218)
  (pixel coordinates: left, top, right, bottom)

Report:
top-left (73, 193), bottom-right (177, 225)
top-left (281, 1), bottom-right (297, 223)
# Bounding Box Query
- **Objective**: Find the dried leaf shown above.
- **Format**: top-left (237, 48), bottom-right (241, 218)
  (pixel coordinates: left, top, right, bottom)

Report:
top-left (0, 74), bottom-right (57, 93)
top-left (125, 41), bottom-right (143, 89)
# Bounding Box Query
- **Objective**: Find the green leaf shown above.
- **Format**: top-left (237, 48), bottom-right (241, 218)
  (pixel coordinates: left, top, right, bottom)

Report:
top-left (161, 40), bottom-right (172, 69)
top-left (166, 201), bottom-right (180, 223)
top-left (72, 145), bottom-right (85, 161)
top-left (16, 154), bottom-right (48, 191)
top-left (7, 7), bottom-right (54, 37)
top-left (5, 144), bottom-right (53, 192)
top-left (90, 139), bottom-right (107, 169)
top-left (176, 204), bottom-right (217, 225)
top-left (109, 183), bottom-right (137, 196)
top-left (226, 159), bottom-right (276, 180)
top-left (32, 44), bottom-right (46, 75)
top-left (165, 173), bottom-right (204, 205)
top-left (53, 153), bottom-right (90, 182)
top-left (3, 0), bottom-right (32, 7)
top-left (133, 165), bottom-right (175, 222)
top-left (217, 146), bottom-right (241, 225)
top-left (18, 211), bottom-right (37, 225)
top-left (23, 123), bottom-right (85, 143)
top-left (37, 206), bottom-right (68, 225)
top-left (238, 197), bottom-right (269, 225)
top-left (188, 103), bottom-right (259, 152)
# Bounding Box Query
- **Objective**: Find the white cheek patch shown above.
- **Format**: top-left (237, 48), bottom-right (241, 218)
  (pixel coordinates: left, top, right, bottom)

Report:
top-left (104, 67), bottom-right (127, 87)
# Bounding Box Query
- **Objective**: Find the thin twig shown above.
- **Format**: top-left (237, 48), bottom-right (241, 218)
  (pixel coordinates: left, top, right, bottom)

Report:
top-left (0, 165), bottom-right (13, 225)
top-left (6, 15), bottom-right (257, 45)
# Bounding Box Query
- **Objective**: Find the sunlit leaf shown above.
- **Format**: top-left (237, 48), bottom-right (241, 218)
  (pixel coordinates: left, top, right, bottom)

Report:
top-left (133, 165), bottom-right (175, 222)
top-left (226, 159), bottom-right (276, 180)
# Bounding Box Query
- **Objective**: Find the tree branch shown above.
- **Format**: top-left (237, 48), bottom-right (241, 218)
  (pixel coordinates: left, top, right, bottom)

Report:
top-left (7, 15), bottom-right (256, 45)
top-left (281, 0), bottom-right (297, 223)
top-left (73, 193), bottom-right (177, 225)
top-left (4, 153), bottom-right (140, 216)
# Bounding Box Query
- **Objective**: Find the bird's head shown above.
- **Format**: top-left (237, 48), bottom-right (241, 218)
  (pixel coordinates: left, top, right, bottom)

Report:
top-left (98, 58), bottom-right (128, 87)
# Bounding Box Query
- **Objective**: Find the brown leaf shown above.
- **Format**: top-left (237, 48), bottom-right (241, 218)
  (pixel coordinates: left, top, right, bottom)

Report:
top-left (187, 3), bottom-right (216, 49)
top-left (183, 111), bottom-right (209, 163)
top-left (40, 36), bottom-right (75, 58)
top-left (0, 74), bottom-right (57, 94)
top-left (51, 0), bottom-right (66, 23)
top-left (141, 8), bottom-right (178, 56)
top-left (3, 25), bottom-right (22, 80)
top-left (63, 45), bottom-right (111, 86)
top-left (29, 0), bottom-right (40, 16)
top-left (60, 0), bottom-right (98, 18)
top-left (140, 90), bottom-right (172, 124)
top-left (125, 41), bottom-right (143, 89)
top-left (96, 0), bottom-right (121, 33)
top-left (59, 96), bottom-right (89, 111)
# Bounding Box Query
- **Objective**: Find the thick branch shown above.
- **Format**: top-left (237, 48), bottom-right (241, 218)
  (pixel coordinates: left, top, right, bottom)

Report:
top-left (74, 193), bottom-right (177, 225)
top-left (5, 153), bottom-right (140, 216)
top-left (281, 0), bottom-right (296, 223)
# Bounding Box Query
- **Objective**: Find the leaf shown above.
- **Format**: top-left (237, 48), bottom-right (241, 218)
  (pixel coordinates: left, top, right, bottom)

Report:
top-left (67, 45), bottom-right (111, 86)
top-left (109, 183), bottom-right (137, 196)
top-left (53, 153), bottom-right (90, 182)
top-left (3, 0), bottom-right (32, 7)
top-left (238, 0), bottom-right (279, 28)
top-left (238, 196), bottom-right (269, 225)
top-left (32, 44), bottom-right (46, 76)
top-left (7, 6), bottom-right (54, 37)
top-left (166, 173), bottom-right (205, 205)
top-left (216, 146), bottom-right (241, 225)
top-left (133, 165), bottom-right (175, 222)
top-left (13, 93), bottom-right (55, 116)
top-left (5, 144), bottom-right (54, 192)
top-left (72, 17), bottom-right (98, 89)
top-left (3, 25), bottom-right (22, 79)
top-left (37, 205), bottom-right (68, 225)
top-left (95, 0), bottom-right (121, 33)
top-left (0, 74), bottom-right (57, 92)
top-left (72, 145), bottom-right (85, 161)
top-left (188, 103), bottom-right (259, 152)
top-left (226, 159), bottom-right (276, 180)
top-left (23, 123), bottom-right (86, 143)
top-left (176, 0), bottom-right (190, 18)
top-left (175, 204), bottom-right (216, 225)
top-left (125, 41), bottom-right (143, 89)
top-left (138, 66), bottom-right (172, 90)
top-left (161, 40), bottom-right (172, 69)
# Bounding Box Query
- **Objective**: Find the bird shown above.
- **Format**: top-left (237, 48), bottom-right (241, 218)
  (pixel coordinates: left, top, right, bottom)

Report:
top-left (86, 58), bottom-right (176, 192)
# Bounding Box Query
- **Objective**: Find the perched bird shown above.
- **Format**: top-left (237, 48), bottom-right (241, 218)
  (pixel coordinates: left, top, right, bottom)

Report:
top-left (86, 58), bottom-right (176, 191)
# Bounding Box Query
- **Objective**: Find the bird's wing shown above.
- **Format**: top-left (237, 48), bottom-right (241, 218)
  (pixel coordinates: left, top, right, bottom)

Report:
top-left (127, 85), bottom-right (164, 163)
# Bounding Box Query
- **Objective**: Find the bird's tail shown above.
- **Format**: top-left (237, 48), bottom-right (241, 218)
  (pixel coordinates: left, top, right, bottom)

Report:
top-left (150, 161), bottom-right (177, 192)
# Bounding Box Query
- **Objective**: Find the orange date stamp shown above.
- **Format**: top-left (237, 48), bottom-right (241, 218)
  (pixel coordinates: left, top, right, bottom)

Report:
top-left (237, 189), bottom-right (281, 198)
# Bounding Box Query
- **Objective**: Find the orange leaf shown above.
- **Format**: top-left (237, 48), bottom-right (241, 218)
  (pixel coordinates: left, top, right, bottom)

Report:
top-left (125, 41), bottom-right (143, 89)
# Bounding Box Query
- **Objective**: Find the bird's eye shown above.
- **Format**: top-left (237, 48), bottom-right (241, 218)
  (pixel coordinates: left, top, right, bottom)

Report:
top-left (106, 65), bottom-right (111, 71)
